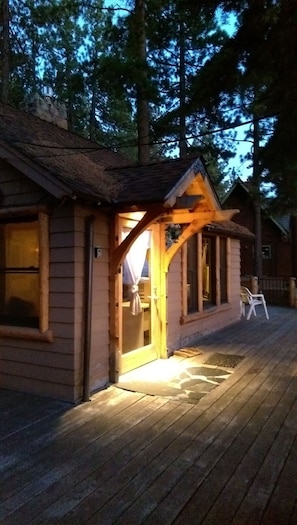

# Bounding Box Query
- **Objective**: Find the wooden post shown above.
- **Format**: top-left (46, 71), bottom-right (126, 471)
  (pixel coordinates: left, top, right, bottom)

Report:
top-left (251, 275), bottom-right (258, 293)
top-left (198, 233), bottom-right (203, 312)
top-left (181, 243), bottom-right (188, 318)
top-left (109, 214), bottom-right (121, 383)
top-left (215, 236), bottom-right (220, 306)
top-left (159, 223), bottom-right (168, 359)
top-left (289, 277), bottom-right (296, 308)
top-left (39, 212), bottom-right (49, 333)
top-left (226, 237), bottom-right (231, 304)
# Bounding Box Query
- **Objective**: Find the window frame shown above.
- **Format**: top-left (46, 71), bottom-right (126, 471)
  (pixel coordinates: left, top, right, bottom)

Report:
top-left (0, 210), bottom-right (52, 342)
top-left (182, 231), bottom-right (230, 323)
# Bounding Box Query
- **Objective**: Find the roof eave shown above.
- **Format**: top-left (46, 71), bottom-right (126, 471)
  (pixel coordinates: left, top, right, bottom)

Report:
top-left (0, 140), bottom-right (74, 200)
top-left (164, 157), bottom-right (209, 207)
top-left (221, 177), bottom-right (247, 204)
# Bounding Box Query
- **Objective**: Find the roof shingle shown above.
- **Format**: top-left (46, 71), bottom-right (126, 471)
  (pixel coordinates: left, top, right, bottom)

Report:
top-left (0, 102), bottom-right (129, 201)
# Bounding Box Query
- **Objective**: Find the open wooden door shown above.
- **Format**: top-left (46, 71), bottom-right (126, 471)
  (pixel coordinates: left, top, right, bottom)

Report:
top-left (119, 219), bottom-right (161, 375)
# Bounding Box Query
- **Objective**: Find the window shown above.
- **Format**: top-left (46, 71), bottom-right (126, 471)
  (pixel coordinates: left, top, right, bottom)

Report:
top-left (0, 212), bottom-right (50, 337)
top-left (185, 232), bottom-right (229, 317)
top-left (220, 237), bottom-right (228, 303)
top-left (187, 234), bottom-right (198, 313)
top-left (262, 245), bottom-right (271, 259)
top-left (202, 236), bottom-right (216, 308)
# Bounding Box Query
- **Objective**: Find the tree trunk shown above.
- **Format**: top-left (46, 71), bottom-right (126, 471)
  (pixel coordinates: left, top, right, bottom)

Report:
top-left (0, 0), bottom-right (10, 103)
top-left (135, 0), bottom-right (150, 164)
top-left (291, 215), bottom-right (297, 277)
top-left (89, 70), bottom-right (97, 141)
top-left (179, 20), bottom-right (187, 158)
top-left (253, 118), bottom-right (263, 279)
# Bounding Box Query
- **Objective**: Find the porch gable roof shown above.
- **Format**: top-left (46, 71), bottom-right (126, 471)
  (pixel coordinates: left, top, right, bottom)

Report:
top-left (107, 155), bottom-right (215, 208)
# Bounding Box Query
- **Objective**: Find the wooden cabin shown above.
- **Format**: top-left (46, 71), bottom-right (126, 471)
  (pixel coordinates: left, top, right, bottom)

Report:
top-left (222, 178), bottom-right (292, 278)
top-left (0, 102), bottom-right (253, 403)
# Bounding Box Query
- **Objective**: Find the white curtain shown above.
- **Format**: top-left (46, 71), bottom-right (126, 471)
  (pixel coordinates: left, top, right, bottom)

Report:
top-left (123, 230), bottom-right (150, 315)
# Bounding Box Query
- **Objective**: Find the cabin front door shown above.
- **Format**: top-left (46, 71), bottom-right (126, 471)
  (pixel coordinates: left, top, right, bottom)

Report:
top-left (120, 220), bottom-right (161, 375)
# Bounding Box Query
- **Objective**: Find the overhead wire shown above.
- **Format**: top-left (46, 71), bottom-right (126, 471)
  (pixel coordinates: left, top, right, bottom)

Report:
top-left (11, 111), bottom-right (277, 158)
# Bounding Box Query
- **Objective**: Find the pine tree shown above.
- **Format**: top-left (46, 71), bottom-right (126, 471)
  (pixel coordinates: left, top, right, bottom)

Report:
top-left (0, 0), bottom-right (9, 102)
top-left (157, 0), bottom-right (297, 212)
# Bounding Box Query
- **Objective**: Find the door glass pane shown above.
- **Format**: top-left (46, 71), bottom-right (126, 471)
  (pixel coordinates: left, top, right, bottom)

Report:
top-left (122, 230), bottom-right (151, 354)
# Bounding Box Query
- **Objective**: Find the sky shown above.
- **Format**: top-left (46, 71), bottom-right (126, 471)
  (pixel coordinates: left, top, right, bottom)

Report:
top-left (227, 125), bottom-right (253, 180)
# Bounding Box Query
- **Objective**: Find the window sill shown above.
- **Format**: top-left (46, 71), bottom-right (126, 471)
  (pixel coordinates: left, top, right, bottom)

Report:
top-left (181, 302), bottom-right (231, 325)
top-left (0, 325), bottom-right (53, 342)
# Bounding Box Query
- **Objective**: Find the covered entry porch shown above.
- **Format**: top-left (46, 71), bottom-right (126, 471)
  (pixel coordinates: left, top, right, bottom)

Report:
top-left (109, 158), bottom-right (238, 381)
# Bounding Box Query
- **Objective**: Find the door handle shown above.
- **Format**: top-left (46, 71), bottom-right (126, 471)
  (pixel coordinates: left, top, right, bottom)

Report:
top-left (148, 287), bottom-right (159, 300)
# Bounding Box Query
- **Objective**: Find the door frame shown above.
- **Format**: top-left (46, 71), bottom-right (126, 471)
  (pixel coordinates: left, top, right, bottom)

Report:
top-left (109, 208), bottom-right (165, 383)
top-left (119, 218), bottom-right (161, 375)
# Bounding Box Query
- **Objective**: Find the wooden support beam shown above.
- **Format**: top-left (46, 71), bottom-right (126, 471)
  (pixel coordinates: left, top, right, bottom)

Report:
top-left (164, 218), bottom-right (209, 271)
top-left (160, 208), bottom-right (239, 225)
top-left (163, 209), bottom-right (239, 271)
top-left (111, 206), bottom-right (165, 274)
top-left (174, 195), bottom-right (204, 209)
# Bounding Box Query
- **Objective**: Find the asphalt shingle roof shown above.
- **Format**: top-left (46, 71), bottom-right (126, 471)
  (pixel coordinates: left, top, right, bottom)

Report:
top-left (109, 156), bottom-right (208, 205)
top-left (0, 102), bottom-right (252, 240)
top-left (0, 102), bottom-right (207, 205)
top-left (0, 102), bottom-right (129, 201)
top-left (205, 220), bottom-right (254, 239)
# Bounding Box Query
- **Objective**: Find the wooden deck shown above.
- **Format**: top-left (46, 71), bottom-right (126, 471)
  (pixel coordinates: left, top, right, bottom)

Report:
top-left (1, 306), bottom-right (297, 524)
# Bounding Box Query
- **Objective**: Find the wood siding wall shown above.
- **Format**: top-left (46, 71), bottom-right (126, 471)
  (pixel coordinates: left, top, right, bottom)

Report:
top-left (0, 160), bottom-right (46, 207)
top-left (0, 163), bottom-right (112, 402)
top-left (167, 252), bottom-right (183, 352)
top-left (0, 173), bottom-right (76, 400)
top-left (86, 210), bottom-right (110, 394)
top-left (167, 238), bottom-right (241, 353)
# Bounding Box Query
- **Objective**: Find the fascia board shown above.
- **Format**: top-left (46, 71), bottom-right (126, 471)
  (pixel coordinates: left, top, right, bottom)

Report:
top-left (0, 140), bottom-right (74, 200)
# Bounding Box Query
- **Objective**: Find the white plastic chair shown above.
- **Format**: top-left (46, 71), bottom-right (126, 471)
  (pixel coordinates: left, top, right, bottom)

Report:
top-left (240, 286), bottom-right (269, 320)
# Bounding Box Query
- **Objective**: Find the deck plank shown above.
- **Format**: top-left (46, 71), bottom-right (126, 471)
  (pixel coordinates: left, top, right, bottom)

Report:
top-left (41, 401), bottom-right (192, 524)
top-left (1, 306), bottom-right (297, 525)
top-left (0, 388), bottom-right (137, 494)
top-left (140, 350), bottom-right (296, 525)
top-left (0, 390), bottom-right (155, 522)
top-left (261, 435), bottom-right (297, 524)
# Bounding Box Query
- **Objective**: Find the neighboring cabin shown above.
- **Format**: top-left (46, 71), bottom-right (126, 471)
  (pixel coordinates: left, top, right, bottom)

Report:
top-left (222, 178), bottom-right (294, 278)
top-left (0, 101), bottom-right (253, 403)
